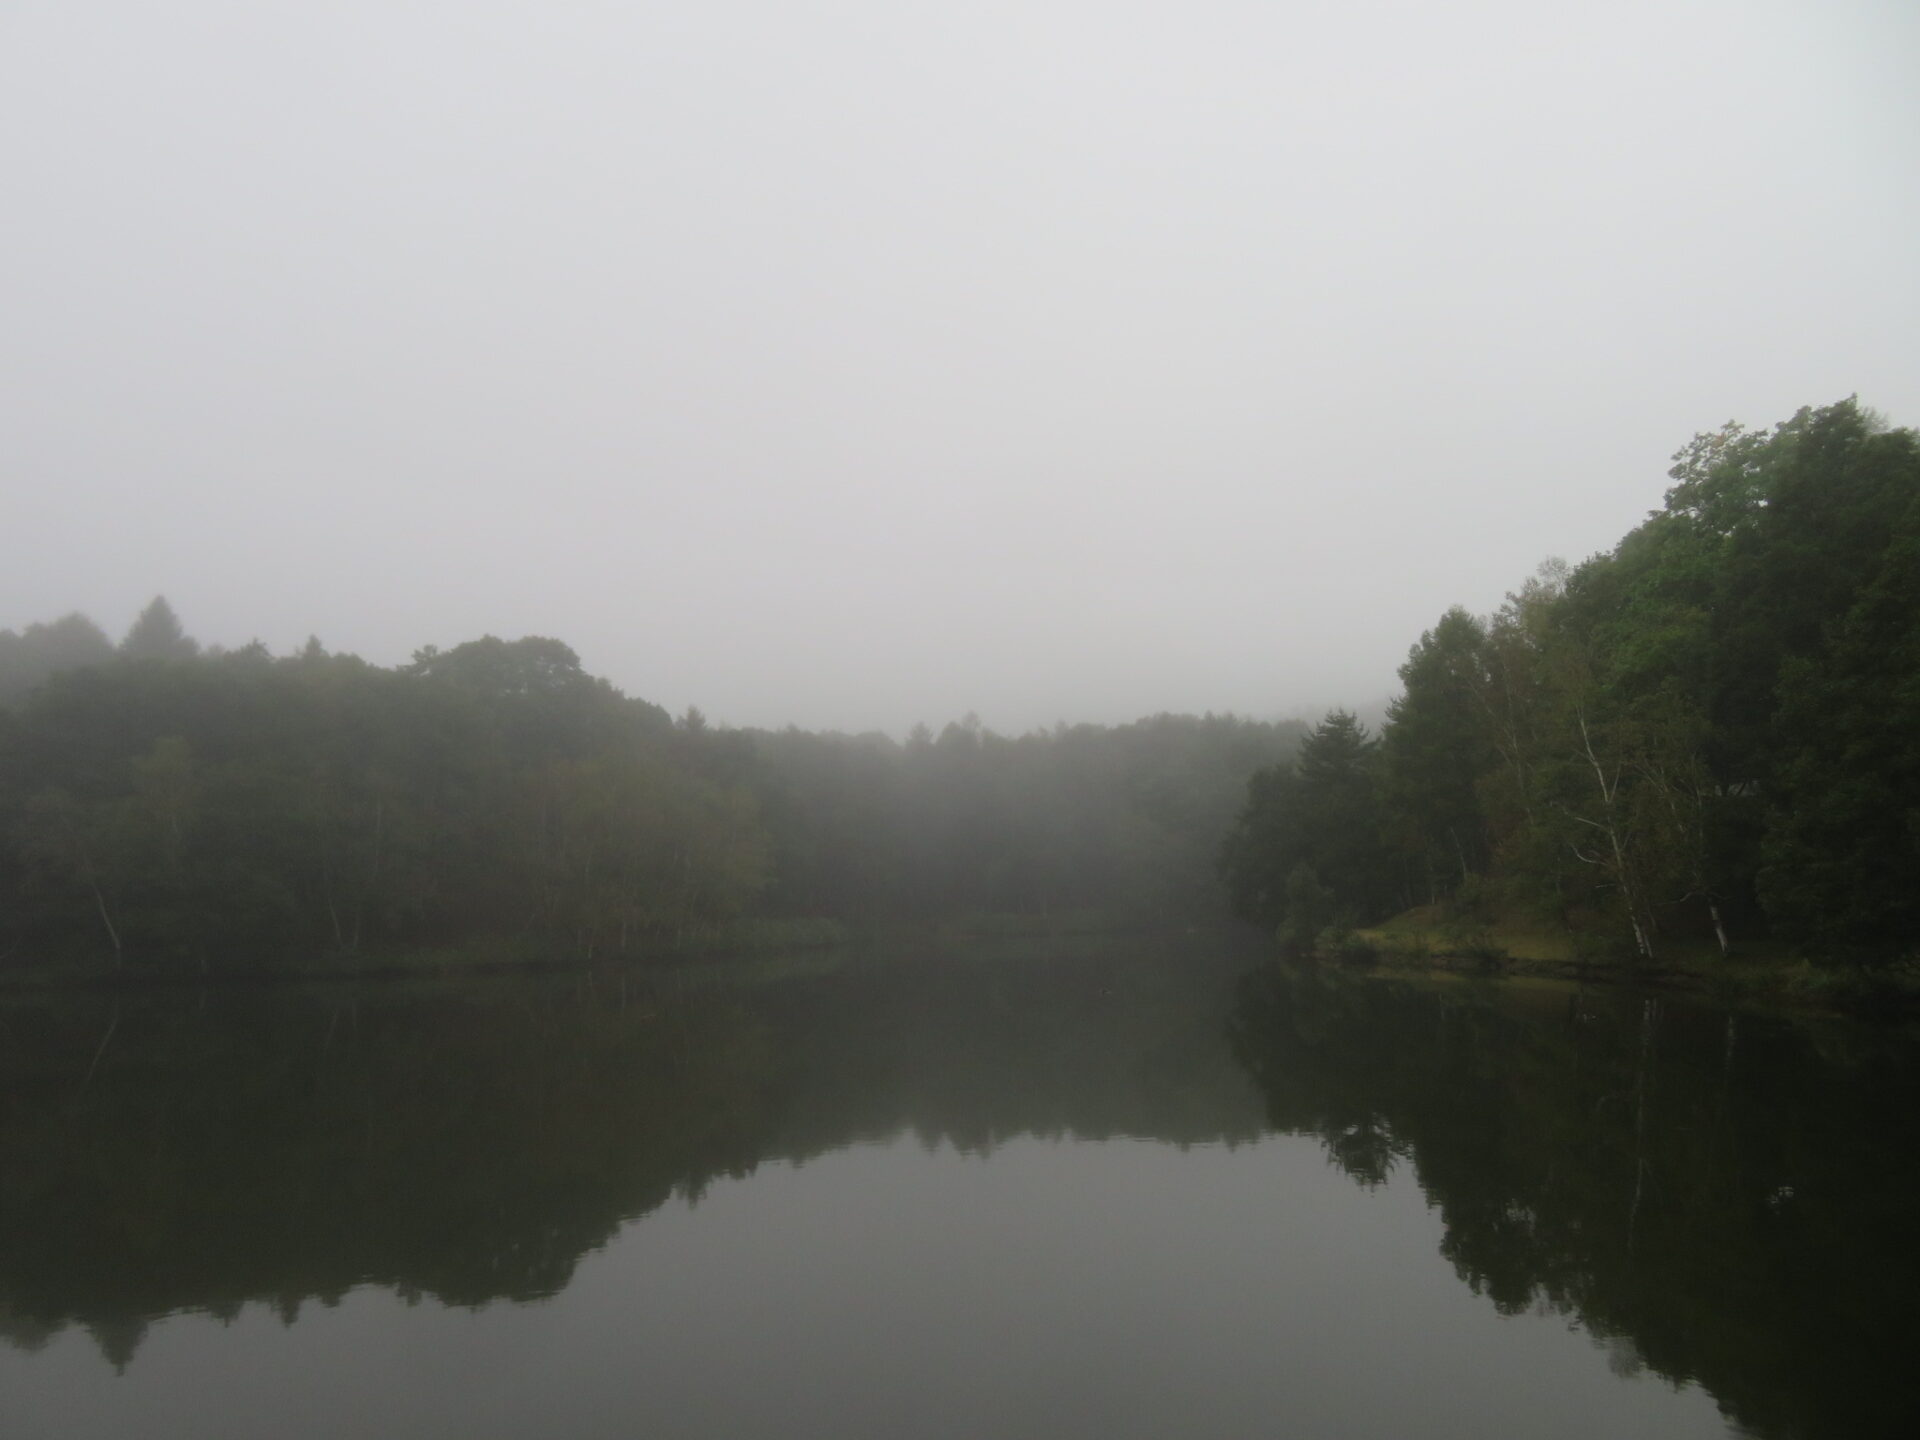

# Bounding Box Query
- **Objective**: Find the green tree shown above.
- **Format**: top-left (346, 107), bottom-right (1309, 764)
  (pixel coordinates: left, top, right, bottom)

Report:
top-left (0, 613), bottom-right (116, 707)
top-left (118, 597), bottom-right (198, 661)
top-left (1382, 607), bottom-right (1496, 900)
top-left (1221, 710), bottom-right (1391, 937)
top-left (1757, 497), bottom-right (1920, 965)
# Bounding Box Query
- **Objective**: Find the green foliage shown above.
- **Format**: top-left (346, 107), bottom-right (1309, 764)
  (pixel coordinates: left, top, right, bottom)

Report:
top-left (1382, 607), bottom-right (1496, 899)
top-left (1228, 399), bottom-right (1920, 981)
top-left (0, 613), bottom-right (115, 708)
top-left (8, 397), bottom-right (1914, 987)
top-left (118, 596), bottom-right (198, 662)
top-left (1281, 863), bottom-right (1335, 952)
top-left (1445, 931), bottom-right (1510, 966)
top-left (1220, 710), bottom-right (1393, 935)
top-left (1756, 492), bottom-right (1920, 965)
top-left (0, 638), bottom-right (765, 970)
top-left (0, 615), bottom-right (1305, 969)
top-left (1318, 924), bottom-right (1379, 964)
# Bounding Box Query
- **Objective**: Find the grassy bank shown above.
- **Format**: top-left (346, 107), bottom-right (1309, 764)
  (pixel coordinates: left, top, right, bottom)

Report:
top-left (1337, 906), bottom-right (1920, 1020)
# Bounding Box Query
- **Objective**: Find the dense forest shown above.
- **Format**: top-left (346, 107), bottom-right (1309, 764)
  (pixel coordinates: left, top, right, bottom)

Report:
top-left (0, 600), bottom-right (1302, 972)
top-left (5, 397), bottom-right (1914, 978)
top-left (1221, 398), bottom-right (1920, 969)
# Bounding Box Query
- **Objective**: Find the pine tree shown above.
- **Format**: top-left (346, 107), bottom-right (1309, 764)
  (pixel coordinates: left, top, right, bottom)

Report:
top-left (119, 597), bottom-right (198, 661)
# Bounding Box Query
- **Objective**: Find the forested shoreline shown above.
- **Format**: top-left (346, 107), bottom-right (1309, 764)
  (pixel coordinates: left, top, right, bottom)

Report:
top-left (1222, 398), bottom-right (1920, 983)
top-left (0, 601), bottom-right (1302, 976)
top-left (5, 398), bottom-right (1916, 992)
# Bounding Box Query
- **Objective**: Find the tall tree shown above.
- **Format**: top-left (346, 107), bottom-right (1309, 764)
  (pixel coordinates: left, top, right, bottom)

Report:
top-left (1382, 607), bottom-right (1496, 899)
top-left (1221, 710), bottom-right (1391, 938)
top-left (119, 597), bottom-right (198, 662)
top-left (1757, 493), bottom-right (1920, 965)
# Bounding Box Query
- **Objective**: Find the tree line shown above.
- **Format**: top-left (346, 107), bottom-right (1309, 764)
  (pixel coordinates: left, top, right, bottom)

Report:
top-left (0, 601), bottom-right (1303, 971)
top-left (1221, 398), bottom-right (1920, 968)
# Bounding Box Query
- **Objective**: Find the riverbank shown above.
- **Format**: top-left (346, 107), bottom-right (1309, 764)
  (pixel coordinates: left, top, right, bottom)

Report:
top-left (1339, 907), bottom-right (1920, 1021)
top-left (0, 909), bottom-right (1198, 993)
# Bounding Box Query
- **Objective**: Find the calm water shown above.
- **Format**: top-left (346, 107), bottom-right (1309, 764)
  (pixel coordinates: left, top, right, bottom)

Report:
top-left (2, 939), bottom-right (1917, 1439)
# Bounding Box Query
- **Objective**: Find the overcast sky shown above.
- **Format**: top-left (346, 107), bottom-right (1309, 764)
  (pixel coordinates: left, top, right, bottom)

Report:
top-left (3, 1), bottom-right (1915, 734)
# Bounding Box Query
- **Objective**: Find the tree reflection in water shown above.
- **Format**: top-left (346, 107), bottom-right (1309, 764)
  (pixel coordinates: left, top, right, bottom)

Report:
top-left (1227, 963), bottom-right (1920, 1440)
top-left (2, 945), bottom-right (1917, 1439)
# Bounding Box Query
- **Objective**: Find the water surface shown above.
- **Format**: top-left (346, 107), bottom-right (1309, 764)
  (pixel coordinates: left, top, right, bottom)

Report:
top-left (2, 941), bottom-right (1915, 1438)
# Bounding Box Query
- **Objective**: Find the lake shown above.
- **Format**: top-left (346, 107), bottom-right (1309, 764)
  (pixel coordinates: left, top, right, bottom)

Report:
top-left (2, 936), bottom-right (1916, 1438)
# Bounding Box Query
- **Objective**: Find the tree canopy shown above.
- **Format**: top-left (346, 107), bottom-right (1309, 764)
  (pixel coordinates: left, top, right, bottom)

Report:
top-left (1221, 399), bottom-right (1920, 968)
top-left (0, 604), bottom-right (1303, 972)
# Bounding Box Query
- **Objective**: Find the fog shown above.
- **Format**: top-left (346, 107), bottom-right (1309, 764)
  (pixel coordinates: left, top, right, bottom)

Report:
top-left (3, 1), bottom-right (1915, 733)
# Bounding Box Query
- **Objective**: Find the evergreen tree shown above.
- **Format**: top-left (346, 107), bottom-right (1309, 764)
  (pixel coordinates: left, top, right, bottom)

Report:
top-left (119, 597), bottom-right (198, 662)
top-left (1221, 710), bottom-right (1392, 936)
top-left (1382, 608), bottom-right (1496, 899)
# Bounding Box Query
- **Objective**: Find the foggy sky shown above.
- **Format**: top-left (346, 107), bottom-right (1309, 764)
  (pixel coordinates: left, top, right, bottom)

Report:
top-left (4, 1), bottom-right (1916, 734)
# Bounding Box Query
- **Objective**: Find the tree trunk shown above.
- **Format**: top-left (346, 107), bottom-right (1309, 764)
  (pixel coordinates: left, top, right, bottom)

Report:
top-left (1709, 899), bottom-right (1731, 958)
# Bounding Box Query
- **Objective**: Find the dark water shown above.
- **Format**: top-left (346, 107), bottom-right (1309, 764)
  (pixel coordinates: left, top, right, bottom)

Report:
top-left (2, 939), bottom-right (1917, 1439)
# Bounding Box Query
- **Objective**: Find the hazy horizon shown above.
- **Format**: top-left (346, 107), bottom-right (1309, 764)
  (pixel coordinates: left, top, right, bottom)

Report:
top-left (5, 2), bottom-right (1915, 734)
top-left (6, 592), bottom-right (1388, 738)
